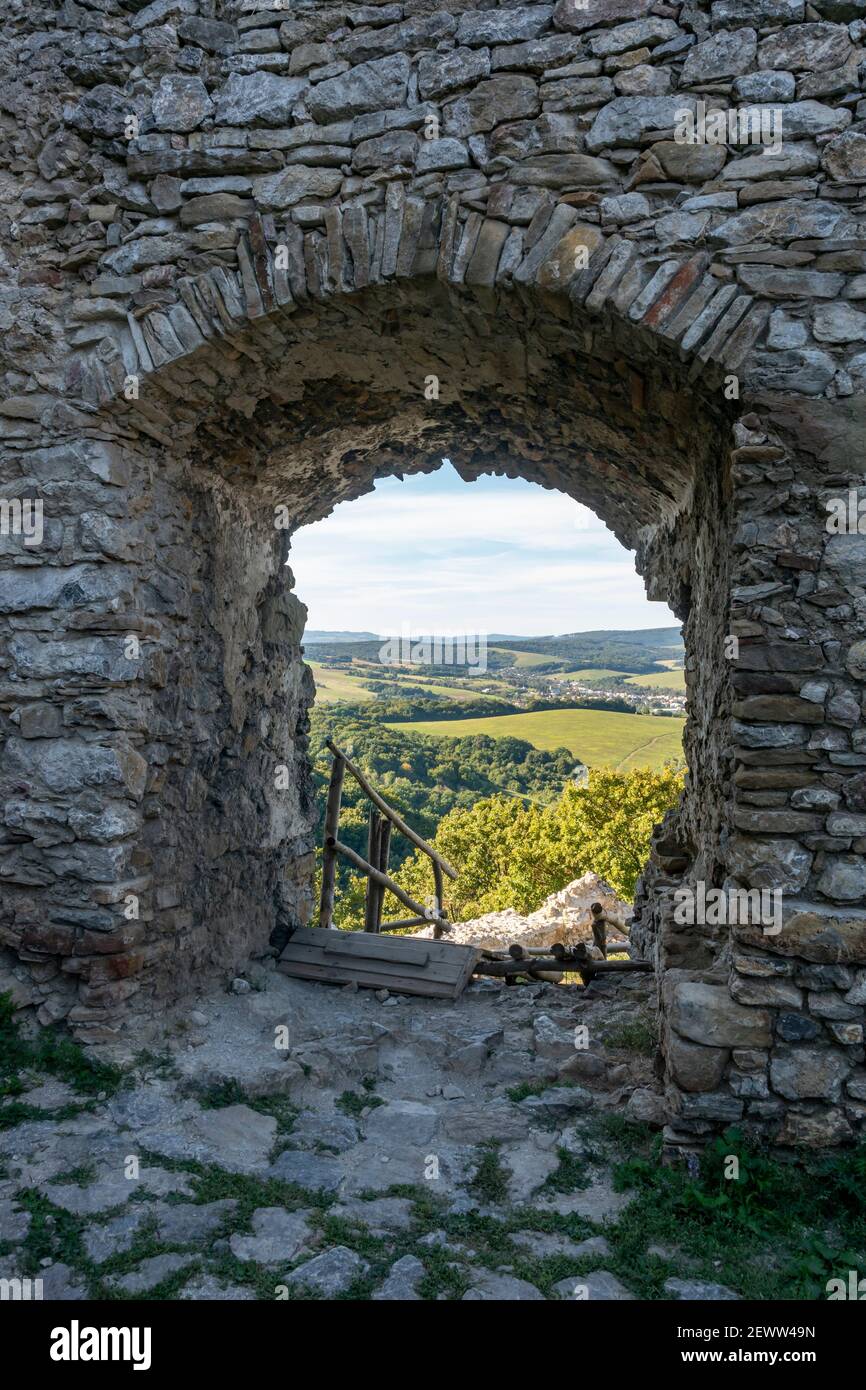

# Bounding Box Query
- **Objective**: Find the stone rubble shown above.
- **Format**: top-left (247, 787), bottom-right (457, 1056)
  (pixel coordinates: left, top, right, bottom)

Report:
top-left (428, 871), bottom-right (632, 950)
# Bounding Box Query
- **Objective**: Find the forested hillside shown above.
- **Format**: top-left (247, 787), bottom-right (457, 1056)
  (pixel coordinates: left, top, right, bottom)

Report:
top-left (305, 625), bottom-right (683, 677)
top-left (308, 701), bottom-right (684, 929)
top-left (305, 623), bottom-right (686, 928)
top-left (309, 706), bottom-right (578, 899)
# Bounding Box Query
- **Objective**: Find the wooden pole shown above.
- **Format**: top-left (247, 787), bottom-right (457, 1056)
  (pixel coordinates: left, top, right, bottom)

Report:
top-left (432, 859), bottom-right (446, 941)
top-left (364, 807), bottom-right (382, 933)
top-left (590, 901), bottom-right (608, 959)
top-left (378, 916), bottom-right (434, 931)
top-left (318, 753), bottom-right (345, 929)
top-left (329, 837), bottom-right (449, 928)
top-left (326, 739), bottom-right (458, 879)
top-left (374, 818), bottom-right (392, 931)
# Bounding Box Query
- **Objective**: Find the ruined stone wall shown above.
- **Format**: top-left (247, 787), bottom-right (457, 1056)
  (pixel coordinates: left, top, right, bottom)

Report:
top-left (0, 0), bottom-right (865, 1144)
top-left (639, 398), bottom-right (866, 1149)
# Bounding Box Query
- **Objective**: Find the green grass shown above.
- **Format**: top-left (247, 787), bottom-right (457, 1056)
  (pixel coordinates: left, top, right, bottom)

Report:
top-left (506, 1080), bottom-right (551, 1104)
top-left (543, 1147), bottom-right (593, 1194)
top-left (625, 667), bottom-right (686, 691)
top-left (555, 668), bottom-right (627, 682)
top-left (606, 1124), bottom-right (866, 1300)
top-left (469, 1145), bottom-right (510, 1204)
top-left (489, 647), bottom-right (562, 669)
top-left (52, 1163), bottom-right (98, 1187)
top-left (307, 662), bottom-right (374, 703)
top-left (387, 708), bottom-right (685, 771)
top-left (336, 1079), bottom-right (384, 1117)
top-left (388, 678), bottom-right (504, 703)
top-left (600, 1010), bottom-right (659, 1054)
top-left (180, 1079), bottom-right (298, 1154)
top-left (0, 992), bottom-right (126, 1103)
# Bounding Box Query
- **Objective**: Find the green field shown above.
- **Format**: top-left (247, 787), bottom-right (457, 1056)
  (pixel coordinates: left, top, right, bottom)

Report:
top-left (556, 668), bottom-right (625, 682)
top-left (626, 667), bottom-right (687, 691)
top-left (406, 680), bottom-right (505, 702)
top-left (387, 707), bottom-right (685, 771)
top-left (490, 647), bottom-right (561, 668)
top-left (309, 662), bottom-right (509, 706)
top-left (308, 662), bottom-right (374, 703)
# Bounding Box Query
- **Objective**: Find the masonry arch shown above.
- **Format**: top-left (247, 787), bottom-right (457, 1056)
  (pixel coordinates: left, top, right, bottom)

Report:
top-left (82, 252), bottom-right (739, 966)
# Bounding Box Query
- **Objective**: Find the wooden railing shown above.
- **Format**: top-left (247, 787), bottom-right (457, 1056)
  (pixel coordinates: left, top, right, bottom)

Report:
top-left (318, 738), bottom-right (456, 938)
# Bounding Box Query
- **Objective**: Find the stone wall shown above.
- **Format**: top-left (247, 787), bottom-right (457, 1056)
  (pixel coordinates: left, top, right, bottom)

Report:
top-left (635, 396), bottom-right (866, 1148)
top-left (0, 0), bottom-right (865, 1145)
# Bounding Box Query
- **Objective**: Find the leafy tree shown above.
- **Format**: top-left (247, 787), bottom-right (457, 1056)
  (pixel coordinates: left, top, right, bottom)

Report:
top-left (534, 765), bottom-right (685, 901)
top-left (392, 764), bottom-right (684, 921)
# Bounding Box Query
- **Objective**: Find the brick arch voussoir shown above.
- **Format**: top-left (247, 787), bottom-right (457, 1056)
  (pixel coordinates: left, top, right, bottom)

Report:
top-left (64, 196), bottom-right (756, 423)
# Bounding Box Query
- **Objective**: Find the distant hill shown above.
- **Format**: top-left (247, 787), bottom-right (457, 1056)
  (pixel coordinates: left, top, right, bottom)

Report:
top-left (491, 628), bottom-right (683, 675)
top-left (304, 629), bottom-right (381, 643)
top-left (305, 638), bottom-right (513, 671)
top-left (565, 627), bottom-right (682, 647)
top-left (493, 627), bottom-right (682, 648)
top-left (305, 625), bottom-right (683, 677)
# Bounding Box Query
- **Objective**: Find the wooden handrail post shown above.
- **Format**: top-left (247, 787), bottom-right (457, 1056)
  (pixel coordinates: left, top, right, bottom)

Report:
top-left (432, 859), bottom-right (446, 941)
top-left (364, 807), bottom-right (382, 933)
top-left (318, 752), bottom-right (345, 929)
top-left (317, 739), bottom-right (455, 937)
top-left (375, 818), bottom-right (392, 932)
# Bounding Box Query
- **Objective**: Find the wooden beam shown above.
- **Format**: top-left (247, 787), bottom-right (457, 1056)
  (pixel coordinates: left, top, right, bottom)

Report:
top-left (364, 807), bottom-right (382, 933)
top-left (472, 956), bottom-right (652, 981)
top-left (379, 916), bottom-right (434, 931)
top-left (374, 817), bottom-right (392, 931)
top-left (431, 858), bottom-right (446, 941)
top-left (329, 837), bottom-right (449, 928)
top-left (318, 752), bottom-right (345, 929)
top-left (326, 738), bottom-right (458, 879)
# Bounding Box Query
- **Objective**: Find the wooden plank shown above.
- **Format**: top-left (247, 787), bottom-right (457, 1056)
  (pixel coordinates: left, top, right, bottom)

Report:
top-left (279, 926), bottom-right (479, 999)
top-left (277, 958), bottom-right (463, 999)
top-left (321, 931), bottom-right (430, 966)
top-left (279, 942), bottom-right (461, 986)
top-left (292, 933), bottom-right (432, 968)
top-left (287, 926), bottom-right (469, 968)
top-left (453, 941), bottom-right (480, 996)
top-left (278, 958), bottom-right (458, 997)
top-left (324, 937), bottom-right (431, 968)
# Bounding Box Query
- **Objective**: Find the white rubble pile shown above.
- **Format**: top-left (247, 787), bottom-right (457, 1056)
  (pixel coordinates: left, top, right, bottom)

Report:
top-left (425, 872), bottom-right (632, 952)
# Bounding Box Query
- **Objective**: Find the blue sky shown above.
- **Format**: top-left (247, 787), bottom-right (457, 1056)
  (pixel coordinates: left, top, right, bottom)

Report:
top-left (289, 462), bottom-right (676, 636)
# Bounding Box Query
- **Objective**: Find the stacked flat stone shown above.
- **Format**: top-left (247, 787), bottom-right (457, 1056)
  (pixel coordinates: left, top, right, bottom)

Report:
top-left (0, 0), bottom-right (864, 1150)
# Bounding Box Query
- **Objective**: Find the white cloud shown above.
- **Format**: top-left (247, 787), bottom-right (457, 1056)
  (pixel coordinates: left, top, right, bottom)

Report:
top-left (290, 469), bottom-right (674, 634)
top-left (293, 486), bottom-right (604, 551)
